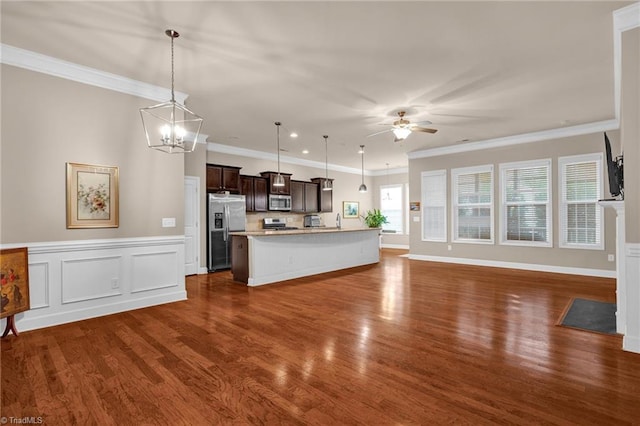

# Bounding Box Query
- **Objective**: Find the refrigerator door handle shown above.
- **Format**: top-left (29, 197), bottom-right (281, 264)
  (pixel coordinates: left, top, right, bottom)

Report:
top-left (224, 204), bottom-right (229, 242)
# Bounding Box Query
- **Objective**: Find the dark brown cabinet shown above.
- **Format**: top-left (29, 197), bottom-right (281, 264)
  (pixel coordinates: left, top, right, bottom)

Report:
top-left (207, 164), bottom-right (241, 193)
top-left (260, 171), bottom-right (292, 195)
top-left (231, 235), bottom-right (249, 283)
top-left (240, 175), bottom-right (268, 212)
top-left (311, 178), bottom-right (334, 212)
top-left (291, 180), bottom-right (318, 213)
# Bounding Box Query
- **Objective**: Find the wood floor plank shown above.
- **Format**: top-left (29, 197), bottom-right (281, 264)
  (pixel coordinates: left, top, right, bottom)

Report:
top-left (2, 249), bottom-right (640, 424)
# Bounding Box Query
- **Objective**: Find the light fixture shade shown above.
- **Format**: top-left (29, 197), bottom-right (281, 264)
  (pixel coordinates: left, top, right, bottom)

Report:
top-left (273, 173), bottom-right (285, 187)
top-left (359, 183), bottom-right (368, 193)
top-left (322, 179), bottom-right (333, 191)
top-left (392, 127), bottom-right (412, 140)
top-left (141, 29), bottom-right (203, 154)
top-left (140, 100), bottom-right (203, 153)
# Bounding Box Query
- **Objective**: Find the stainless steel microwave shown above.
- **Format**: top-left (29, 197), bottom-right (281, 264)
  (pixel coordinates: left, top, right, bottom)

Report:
top-left (268, 194), bottom-right (291, 211)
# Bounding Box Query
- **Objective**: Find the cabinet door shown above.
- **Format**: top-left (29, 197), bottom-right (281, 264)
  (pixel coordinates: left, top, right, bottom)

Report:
top-left (240, 176), bottom-right (254, 212)
top-left (304, 183), bottom-right (319, 212)
top-left (206, 165), bottom-right (222, 191)
top-left (222, 168), bottom-right (240, 192)
top-left (291, 181), bottom-right (305, 213)
top-left (253, 178), bottom-right (268, 212)
top-left (311, 178), bottom-right (333, 212)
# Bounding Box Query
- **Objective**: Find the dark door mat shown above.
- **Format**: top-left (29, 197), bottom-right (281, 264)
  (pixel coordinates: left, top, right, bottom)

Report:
top-left (558, 298), bottom-right (617, 335)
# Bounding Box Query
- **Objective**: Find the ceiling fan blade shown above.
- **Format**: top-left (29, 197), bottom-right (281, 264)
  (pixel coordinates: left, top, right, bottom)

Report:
top-left (412, 127), bottom-right (438, 134)
top-left (366, 128), bottom-right (392, 137)
top-left (393, 136), bottom-right (403, 143)
top-left (412, 120), bottom-right (433, 126)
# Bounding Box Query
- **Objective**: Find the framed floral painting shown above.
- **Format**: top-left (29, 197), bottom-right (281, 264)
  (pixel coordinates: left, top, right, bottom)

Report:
top-left (66, 162), bottom-right (119, 228)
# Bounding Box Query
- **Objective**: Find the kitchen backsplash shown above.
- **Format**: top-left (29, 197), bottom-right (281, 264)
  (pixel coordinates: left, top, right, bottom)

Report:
top-left (245, 212), bottom-right (331, 231)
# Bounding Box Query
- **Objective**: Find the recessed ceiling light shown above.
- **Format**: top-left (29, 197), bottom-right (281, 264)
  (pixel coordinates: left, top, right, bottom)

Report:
top-left (302, 149), bottom-right (309, 154)
top-left (290, 132), bottom-right (298, 138)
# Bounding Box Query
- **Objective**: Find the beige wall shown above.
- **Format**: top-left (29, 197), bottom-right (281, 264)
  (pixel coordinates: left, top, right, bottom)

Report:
top-left (409, 131), bottom-right (619, 272)
top-left (0, 65), bottom-right (184, 244)
top-left (622, 28), bottom-right (639, 243)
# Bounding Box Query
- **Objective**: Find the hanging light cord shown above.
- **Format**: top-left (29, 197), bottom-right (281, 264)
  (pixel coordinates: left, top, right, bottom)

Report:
top-left (324, 135), bottom-right (329, 179)
top-left (361, 146), bottom-right (365, 184)
top-left (276, 122), bottom-right (281, 174)
top-left (169, 30), bottom-right (176, 103)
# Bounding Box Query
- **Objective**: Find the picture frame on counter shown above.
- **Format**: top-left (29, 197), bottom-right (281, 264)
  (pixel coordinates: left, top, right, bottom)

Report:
top-left (66, 162), bottom-right (119, 229)
top-left (343, 201), bottom-right (359, 218)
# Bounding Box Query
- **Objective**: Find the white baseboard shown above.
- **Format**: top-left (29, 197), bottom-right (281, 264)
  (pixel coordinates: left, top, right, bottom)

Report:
top-left (408, 254), bottom-right (616, 278)
top-left (623, 335), bottom-right (640, 353)
top-left (0, 236), bottom-right (186, 333)
top-left (381, 244), bottom-right (410, 250)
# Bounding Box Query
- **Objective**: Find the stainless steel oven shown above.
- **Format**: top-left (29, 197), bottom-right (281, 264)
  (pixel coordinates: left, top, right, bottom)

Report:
top-left (268, 194), bottom-right (291, 211)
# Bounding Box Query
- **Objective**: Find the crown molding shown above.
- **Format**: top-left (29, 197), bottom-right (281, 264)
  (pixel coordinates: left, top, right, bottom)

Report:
top-left (0, 43), bottom-right (188, 104)
top-left (206, 142), bottom-right (374, 176)
top-left (408, 119), bottom-right (619, 160)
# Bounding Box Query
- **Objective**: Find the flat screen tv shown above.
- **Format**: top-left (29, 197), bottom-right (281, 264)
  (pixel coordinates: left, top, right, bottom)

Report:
top-left (604, 132), bottom-right (624, 199)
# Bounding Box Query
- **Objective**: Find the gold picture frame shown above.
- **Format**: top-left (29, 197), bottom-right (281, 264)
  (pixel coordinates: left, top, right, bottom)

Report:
top-left (66, 162), bottom-right (119, 228)
top-left (342, 201), bottom-right (359, 218)
top-left (1, 247), bottom-right (30, 319)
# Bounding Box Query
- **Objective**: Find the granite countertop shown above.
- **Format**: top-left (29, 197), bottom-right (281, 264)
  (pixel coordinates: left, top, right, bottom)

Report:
top-left (230, 227), bottom-right (381, 237)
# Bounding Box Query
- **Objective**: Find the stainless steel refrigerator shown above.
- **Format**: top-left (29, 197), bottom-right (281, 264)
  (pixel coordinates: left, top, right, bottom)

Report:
top-left (208, 193), bottom-right (246, 271)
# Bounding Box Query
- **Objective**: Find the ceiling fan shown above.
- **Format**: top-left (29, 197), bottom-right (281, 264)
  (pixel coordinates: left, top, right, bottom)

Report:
top-left (367, 111), bottom-right (438, 142)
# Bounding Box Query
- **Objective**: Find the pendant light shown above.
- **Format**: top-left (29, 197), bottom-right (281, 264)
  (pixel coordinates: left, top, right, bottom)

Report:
top-left (358, 145), bottom-right (367, 193)
top-left (140, 29), bottom-right (203, 154)
top-left (322, 135), bottom-right (332, 191)
top-left (273, 122), bottom-right (285, 187)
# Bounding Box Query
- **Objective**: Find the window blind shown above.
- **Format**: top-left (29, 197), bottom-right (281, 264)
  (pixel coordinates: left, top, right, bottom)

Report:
top-left (421, 170), bottom-right (446, 241)
top-left (501, 162), bottom-right (551, 245)
top-left (559, 154), bottom-right (603, 249)
top-left (452, 166), bottom-right (493, 242)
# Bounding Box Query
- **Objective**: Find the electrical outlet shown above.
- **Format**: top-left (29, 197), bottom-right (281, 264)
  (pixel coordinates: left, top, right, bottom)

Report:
top-left (608, 254), bottom-right (615, 262)
top-left (111, 278), bottom-right (119, 289)
top-left (448, 245), bottom-right (452, 251)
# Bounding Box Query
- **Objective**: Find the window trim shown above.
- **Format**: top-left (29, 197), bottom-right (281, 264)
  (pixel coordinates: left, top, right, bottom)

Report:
top-left (421, 169), bottom-right (447, 242)
top-left (558, 153), bottom-right (604, 250)
top-left (451, 164), bottom-right (494, 245)
top-left (498, 159), bottom-right (552, 248)
top-left (380, 183), bottom-right (406, 235)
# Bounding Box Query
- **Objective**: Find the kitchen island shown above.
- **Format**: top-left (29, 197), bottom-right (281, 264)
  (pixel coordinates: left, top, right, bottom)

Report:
top-left (230, 227), bottom-right (380, 286)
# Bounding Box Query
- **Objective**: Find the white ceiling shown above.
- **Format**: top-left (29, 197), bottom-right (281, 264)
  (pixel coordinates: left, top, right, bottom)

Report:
top-left (1, 1), bottom-right (630, 172)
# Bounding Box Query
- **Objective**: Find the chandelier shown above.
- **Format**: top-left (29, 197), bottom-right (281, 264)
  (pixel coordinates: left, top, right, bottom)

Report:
top-left (140, 29), bottom-right (203, 154)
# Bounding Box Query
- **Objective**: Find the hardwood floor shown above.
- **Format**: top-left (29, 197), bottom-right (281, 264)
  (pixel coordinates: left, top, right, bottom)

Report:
top-left (2, 249), bottom-right (640, 424)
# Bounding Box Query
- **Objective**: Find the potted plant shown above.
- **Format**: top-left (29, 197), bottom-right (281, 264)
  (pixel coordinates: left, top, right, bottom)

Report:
top-left (363, 209), bottom-right (388, 228)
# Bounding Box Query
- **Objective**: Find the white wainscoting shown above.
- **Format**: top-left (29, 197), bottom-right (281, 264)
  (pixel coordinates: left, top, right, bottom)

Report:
top-left (623, 243), bottom-right (640, 354)
top-left (0, 236), bottom-right (186, 333)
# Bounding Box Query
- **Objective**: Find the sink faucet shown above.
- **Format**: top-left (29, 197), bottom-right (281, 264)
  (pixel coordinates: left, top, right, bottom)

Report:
top-left (336, 213), bottom-right (341, 229)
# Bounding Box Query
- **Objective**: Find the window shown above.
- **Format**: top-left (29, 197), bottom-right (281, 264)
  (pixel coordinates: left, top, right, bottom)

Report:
top-left (559, 153), bottom-right (603, 249)
top-left (499, 159), bottom-right (552, 246)
top-left (421, 170), bottom-right (447, 241)
top-left (451, 165), bottom-right (493, 243)
top-left (380, 184), bottom-right (404, 234)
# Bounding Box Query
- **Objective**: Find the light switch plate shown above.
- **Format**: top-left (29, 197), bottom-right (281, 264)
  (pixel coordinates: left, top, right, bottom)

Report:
top-left (413, 216), bottom-right (420, 222)
top-left (162, 217), bottom-right (176, 228)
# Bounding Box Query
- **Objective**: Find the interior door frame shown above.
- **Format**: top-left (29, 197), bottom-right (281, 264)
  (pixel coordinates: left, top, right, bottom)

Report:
top-left (184, 175), bottom-right (201, 276)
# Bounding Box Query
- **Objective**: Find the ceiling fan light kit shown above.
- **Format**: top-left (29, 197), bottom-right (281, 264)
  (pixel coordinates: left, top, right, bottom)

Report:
top-left (140, 29), bottom-right (203, 154)
top-left (367, 110), bottom-right (437, 141)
